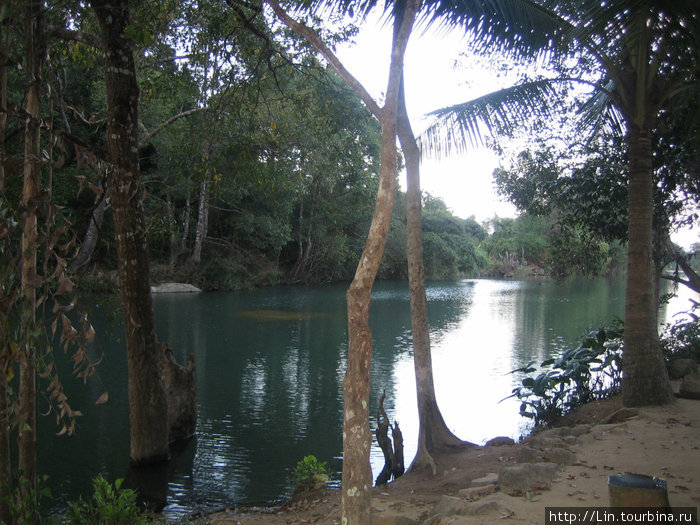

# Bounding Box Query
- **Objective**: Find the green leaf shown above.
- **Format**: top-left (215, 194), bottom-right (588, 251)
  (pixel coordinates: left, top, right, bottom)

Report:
top-left (521, 377), bottom-right (535, 387)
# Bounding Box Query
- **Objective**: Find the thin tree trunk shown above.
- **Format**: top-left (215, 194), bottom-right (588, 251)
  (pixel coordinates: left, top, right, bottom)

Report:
top-left (167, 191), bottom-right (178, 269)
top-left (180, 183), bottom-right (191, 254)
top-left (19, 0), bottom-right (43, 497)
top-left (396, 76), bottom-right (469, 474)
top-left (0, 18), bottom-right (9, 192)
top-left (0, 17), bottom-right (11, 520)
top-left (190, 178), bottom-right (209, 266)
top-left (68, 186), bottom-right (109, 272)
top-left (0, 293), bottom-right (12, 524)
top-left (266, 2), bottom-right (418, 522)
top-left (90, 0), bottom-right (170, 466)
top-left (342, 7), bottom-right (418, 524)
top-left (0, 342), bottom-right (9, 524)
top-left (622, 125), bottom-right (674, 407)
top-left (290, 198), bottom-right (306, 281)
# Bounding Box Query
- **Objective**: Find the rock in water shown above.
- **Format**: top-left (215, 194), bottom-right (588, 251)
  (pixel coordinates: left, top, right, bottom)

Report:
top-left (151, 283), bottom-right (201, 293)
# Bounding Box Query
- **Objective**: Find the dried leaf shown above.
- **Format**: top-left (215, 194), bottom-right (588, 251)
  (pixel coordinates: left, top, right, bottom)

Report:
top-left (87, 182), bottom-right (103, 196)
top-left (57, 273), bottom-right (74, 294)
top-left (95, 391), bottom-right (109, 405)
top-left (39, 362), bottom-right (53, 379)
top-left (81, 322), bottom-right (96, 344)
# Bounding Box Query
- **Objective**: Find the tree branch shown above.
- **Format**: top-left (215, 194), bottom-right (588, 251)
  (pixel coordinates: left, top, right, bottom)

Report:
top-left (264, 0), bottom-right (383, 119)
top-left (139, 107), bottom-right (205, 146)
top-left (45, 25), bottom-right (102, 51)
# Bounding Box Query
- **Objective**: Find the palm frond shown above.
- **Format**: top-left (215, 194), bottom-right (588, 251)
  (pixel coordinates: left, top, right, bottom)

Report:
top-left (419, 79), bottom-right (559, 158)
top-left (576, 80), bottom-right (625, 139)
top-left (420, 0), bottom-right (569, 61)
top-left (292, 0), bottom-right (569, 61)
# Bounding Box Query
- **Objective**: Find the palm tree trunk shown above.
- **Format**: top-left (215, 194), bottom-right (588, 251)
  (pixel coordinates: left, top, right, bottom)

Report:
top-left (622, 125), bottom-right (674, 406)
top-left (396, 77), bottom-right (469, 473)
top-left (91, 0), bottom-right (170, 465)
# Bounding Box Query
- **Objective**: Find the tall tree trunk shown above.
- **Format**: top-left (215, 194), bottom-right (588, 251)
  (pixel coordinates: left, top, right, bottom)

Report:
top-left (0, 290), bottom-right (11, 524)
top-left (19, 0), bottom-right (43, 497)
top-left (342, 7), bottom-right (418, 524)
top-left (90, 0), bottom-right (170, 466)
top-left (180, 183), bottom-right (191, 254)
top-left (0, 17), bottom-right (11, 524)
top-left (190, 178), bottom-right (209, 266)
top-left (265, 2), bottom-right (418, 522)
top-left (396, 77), bottom-right (469, 474)
top-left (167, 191), bottom-right (179, 269)
top-left (622, 125), bottom-right (674, 407)
top-left (0, 16), bottom-right (9, 192)
top-left (0, 339), bottom-right (9, 524)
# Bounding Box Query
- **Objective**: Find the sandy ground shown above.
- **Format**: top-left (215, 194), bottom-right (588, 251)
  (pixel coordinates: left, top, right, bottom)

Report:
top-left (209, 394), bottom-right (700, 524)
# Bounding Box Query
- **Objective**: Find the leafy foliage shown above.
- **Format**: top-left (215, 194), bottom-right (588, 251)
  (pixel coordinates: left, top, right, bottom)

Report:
top-left (420, 195), bottom-right (488, 279)
top-left (506, 319), bottom-right (624, 428)
top-left (0, 473), bottom-right (52, 525)
top-left (293, 455), bottom-right (329, 494)
top-left (67, 475), bottom-right (147, 525)
top-left (660, 303), bottom-right (700, 364)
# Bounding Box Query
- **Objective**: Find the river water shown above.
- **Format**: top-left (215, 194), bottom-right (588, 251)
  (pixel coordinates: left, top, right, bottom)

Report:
top-left (38, 278), bottom-right (696, 517)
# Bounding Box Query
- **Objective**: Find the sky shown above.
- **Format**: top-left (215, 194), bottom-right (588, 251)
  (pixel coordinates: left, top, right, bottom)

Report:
top-left (336, 16), bottom-right (518, 223)
top-left (335, 16), bottom-right (699, 250)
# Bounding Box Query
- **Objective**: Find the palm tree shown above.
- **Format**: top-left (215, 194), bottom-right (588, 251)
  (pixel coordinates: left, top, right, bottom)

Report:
top-left (422, 0), bottom-right (698, 407)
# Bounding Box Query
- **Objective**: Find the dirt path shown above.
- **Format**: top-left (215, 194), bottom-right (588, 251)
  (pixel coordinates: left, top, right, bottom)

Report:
top-left (209, 396), bottom-right (700, 524)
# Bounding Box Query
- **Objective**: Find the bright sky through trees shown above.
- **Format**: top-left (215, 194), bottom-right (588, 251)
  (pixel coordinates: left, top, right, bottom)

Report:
top-left (336, 16), bottom-right (518, 223)
top-left (336, 17), bottom-right (698, 250)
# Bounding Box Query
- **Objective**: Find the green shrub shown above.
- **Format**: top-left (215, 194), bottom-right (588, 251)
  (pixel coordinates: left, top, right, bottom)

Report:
top-left (196, 255), bottom-right (251, 291)
top-left (660, 306), bottom-right (700, 364)
top-left (505, 319), bottom-right (623, 428)
top-left (293, 455), bottom-right (329, 494)
top-left (0, 473), bottom-right (52, 525)
top-left (67, 475), bottom-right (147, 525)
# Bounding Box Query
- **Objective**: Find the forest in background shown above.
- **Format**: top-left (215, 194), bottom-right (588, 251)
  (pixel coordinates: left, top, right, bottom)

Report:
top-left (1, 1), bottom-right (659, 293)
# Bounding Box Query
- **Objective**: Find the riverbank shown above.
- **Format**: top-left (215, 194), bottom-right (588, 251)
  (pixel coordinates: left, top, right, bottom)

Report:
top-left (209, 392), bottom-right (700, 524)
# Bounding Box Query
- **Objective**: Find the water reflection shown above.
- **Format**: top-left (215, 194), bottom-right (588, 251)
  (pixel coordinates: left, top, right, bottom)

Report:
top-left (36, 278), bottom-right (696, 518)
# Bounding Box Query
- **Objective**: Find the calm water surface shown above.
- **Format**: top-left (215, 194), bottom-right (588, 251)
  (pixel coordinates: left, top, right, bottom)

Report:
top-left (38, 278), bottom-right (695, 517)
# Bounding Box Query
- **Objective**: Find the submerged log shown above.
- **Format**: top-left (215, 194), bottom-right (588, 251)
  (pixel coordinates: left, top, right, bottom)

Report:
top-left (375, 391), bottom-right (405, 485)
